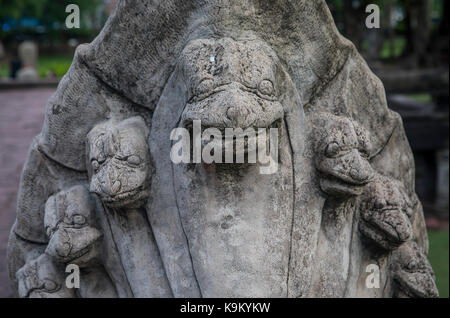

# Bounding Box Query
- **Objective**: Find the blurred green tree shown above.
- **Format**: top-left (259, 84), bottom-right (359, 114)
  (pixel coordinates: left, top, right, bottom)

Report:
top-left (327, 0), bottom-right (446, 65)
top-left (39, 0), bottom-right (102, 26)
top-left (0, 0), bottom-right (100, 21)
top-left (0, 0), bottom-right (103, 41)
top-left (0, 0), bottom-right (45, 20)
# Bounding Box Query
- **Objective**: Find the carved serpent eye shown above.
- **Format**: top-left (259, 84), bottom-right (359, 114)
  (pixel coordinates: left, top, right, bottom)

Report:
top-left (406, 260), bottom-right (420, 271)
top-left (373, 197), bottom-right (387, 210)
top-left (73, 214), bottom-right (86, 226)
top-left (127, 155), bottom-right (141, 166)
top-left (325, 142), bottom-right (341, 158)
top-left (91, 160), bottom-right (100, 171)
top-left (258, 80), bottom-right (275, 96)
top-left (43, 279), bottom-right (59, 292)
top-left (358, 147), bottom-right (370, 159)
top-left (195, 78), bottom-right (215, 96)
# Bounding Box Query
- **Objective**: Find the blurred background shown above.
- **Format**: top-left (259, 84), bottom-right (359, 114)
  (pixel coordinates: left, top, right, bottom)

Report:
top-left (0, 0), bottom-right (448, 297)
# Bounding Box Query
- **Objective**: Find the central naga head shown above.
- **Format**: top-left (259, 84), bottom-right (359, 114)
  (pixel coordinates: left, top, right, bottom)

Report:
top-left (179, 37), bottom-right (285, 157)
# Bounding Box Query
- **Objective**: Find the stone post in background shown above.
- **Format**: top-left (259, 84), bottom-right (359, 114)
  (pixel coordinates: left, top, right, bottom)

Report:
top-left (17, 41), bottom-right (39, 81)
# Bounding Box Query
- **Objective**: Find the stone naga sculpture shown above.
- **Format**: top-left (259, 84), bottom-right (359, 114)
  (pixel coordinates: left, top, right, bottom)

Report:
top-left (16, 254), bottom-right (74, 298)
top-left (44, 185), bottom-right (117, 298)
top-left (86, 117), bottom-right (171, 297)
top-left (8, 0), bottom-right (438, 298)
top-left (155, 36), bottom-right (301, 297)
top-left (391, 241), bottom-right (439, 298)
top-left (307, 112), bottom-right (376, 297)
top-left (44, 186), bottom-right (103, 268)
top-left (87, 116), bottom-right (152, 209)
top-left (359, 174), bottom-right (414, 251)
top-left (357, 175), bottom-right (438, 297)
top-left (309, 112), bottom-right (375, 199)
top-left (17, 185), bottom-right (116, 298)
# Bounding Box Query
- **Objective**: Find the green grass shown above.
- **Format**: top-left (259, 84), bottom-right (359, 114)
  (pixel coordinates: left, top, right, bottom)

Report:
top-left (408, 93), bottom-right (433, 103)
top-left (0, 55), bottom-right (73, 79)
top-left (428, 231), bottom-right (449, 298)
top-left (0, 64), bottom-right (8, 78)
top-left (37, 55), bottom-right (73, 78)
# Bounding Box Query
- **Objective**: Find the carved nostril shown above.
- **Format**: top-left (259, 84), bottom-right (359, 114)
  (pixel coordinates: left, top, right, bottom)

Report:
top-left (374, 198), bottom-right (387, 210)
top-left (111, 180), bottom-right (122, 195)
top-left (350, 169), bottom-right (360, 181)
top-left (350, 168), bottom-right (375, 184)
top-left (57, 242), bottom-right (71, 257)
top-left (348, 152), bottom-right (375, 183)
top-left (226, 106), bottom-right (238, 121)
top-left (350, 168), bottom-right (369, 183)
top-left (226, 106), bottom-right (249, 126)
top-left (100, 179), bottom-right (121, 196)
top-left (55, 230), bottom-right (71, 258)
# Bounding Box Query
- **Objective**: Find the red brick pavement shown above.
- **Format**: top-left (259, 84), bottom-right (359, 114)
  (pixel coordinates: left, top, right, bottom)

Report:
top-left (0, 87), bottom-right (55, 297)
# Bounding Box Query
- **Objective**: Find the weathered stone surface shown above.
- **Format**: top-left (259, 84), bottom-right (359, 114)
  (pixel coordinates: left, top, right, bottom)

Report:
top-left (8, 0), bottom-right (438, 298)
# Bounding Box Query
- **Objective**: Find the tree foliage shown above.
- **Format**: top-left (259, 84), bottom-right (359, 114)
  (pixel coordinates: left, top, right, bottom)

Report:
top-left (0, 0), bottom-right (100, 21)
top-left (0, 0), bottom-right (45, 20)
top-left (0, 0), bottom-right (104, 41)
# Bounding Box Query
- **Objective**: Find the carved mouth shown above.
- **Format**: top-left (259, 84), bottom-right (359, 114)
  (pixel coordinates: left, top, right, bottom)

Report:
top-left (184, 119), bottom-right (281, 135)
top-left (320, 174), bottom-right (366, 197)
top-left (361, 207), bottom-right (412, 242)
top-left (394, 271), bottom-right (438, 298)
top-left (26, 279), bottom-right (61, 297)
top-left (100, 187), bottom-right (148, 208)
top-left (61, 244), bottom-right (93, 264)
top-left (324, 169), bottom-right (374, 187)
top-left (61, 229), bottom-right (103, 265)
top-left (183, 119), bottom-right (282, 160)
top-left (359, 220), bottom-right (404, 251)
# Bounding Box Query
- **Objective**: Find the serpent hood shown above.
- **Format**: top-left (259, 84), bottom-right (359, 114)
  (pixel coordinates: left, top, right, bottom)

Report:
top-left (38, 0), bottom-right (397, 172)
top-left (13, 0), bottom-right (424, 298)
